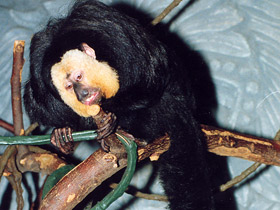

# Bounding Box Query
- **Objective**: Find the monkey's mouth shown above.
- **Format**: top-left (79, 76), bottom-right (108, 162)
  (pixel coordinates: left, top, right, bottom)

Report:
top-left (83, 90), bottom-right (101, 106)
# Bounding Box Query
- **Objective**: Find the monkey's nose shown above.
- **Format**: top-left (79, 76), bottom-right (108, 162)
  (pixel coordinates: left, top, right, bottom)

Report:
top-left (81, 89), bottom-right (89, 97)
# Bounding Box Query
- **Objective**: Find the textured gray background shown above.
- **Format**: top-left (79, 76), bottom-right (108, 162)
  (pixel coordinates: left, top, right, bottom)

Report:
top-left (1, 0), bottom-right (280, 209)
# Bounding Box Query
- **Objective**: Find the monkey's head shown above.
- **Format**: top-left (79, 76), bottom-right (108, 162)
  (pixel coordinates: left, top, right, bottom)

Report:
top-left (51, 43), bottom-right (119, 117)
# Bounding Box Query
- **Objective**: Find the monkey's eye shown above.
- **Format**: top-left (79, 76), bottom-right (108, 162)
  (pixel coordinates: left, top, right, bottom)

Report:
top-left (65, 82), bottom-right (73, 90)
top-left (74, 72), bottom-right (83, 82)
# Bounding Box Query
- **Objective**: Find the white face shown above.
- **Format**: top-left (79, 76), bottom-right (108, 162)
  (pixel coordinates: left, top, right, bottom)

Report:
top-left (51, 49), bottom-right (119, 117)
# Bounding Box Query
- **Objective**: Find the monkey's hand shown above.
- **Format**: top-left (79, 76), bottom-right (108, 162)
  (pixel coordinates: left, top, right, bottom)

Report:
top-left (96, 112), bottom-right (117, 152)
top-left (50, 127), bottom-right (74, 154)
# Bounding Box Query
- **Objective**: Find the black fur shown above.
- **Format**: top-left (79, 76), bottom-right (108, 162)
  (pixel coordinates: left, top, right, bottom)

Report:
top-left (24, 0), bottom-right (215, 209)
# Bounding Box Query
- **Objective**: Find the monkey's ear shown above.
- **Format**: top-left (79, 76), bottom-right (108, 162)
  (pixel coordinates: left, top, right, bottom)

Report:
top-left (81, 43), bottom-right (96, 59)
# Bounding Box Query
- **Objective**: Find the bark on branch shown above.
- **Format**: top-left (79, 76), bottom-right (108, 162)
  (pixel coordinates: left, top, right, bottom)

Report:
top-left (201, 124), bottom-right (280, 166)
top-left (11, 40), bottom-right (25, 136)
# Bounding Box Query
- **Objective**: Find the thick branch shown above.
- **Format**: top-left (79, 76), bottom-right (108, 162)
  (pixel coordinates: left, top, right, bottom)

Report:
top-left (2, 124), bottom-right (280, 173)
top-left (201, 124), bottom-right (280, 166)
top-left (40, 130), bottom-right (170, 210)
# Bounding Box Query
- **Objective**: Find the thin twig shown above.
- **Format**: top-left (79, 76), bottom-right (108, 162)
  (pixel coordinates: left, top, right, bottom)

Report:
top-left (0, 146), bottom-right (16, 181)
top-left (6, 154), bottom-right (24, 210)
top-left (0, 119), bottom-right (14, 133)
top-left (10, 40), bottom-right (26, 210)
top-left (25, 122), bottom-right (39, 136)
top-left (220, 162), bottom-right (261, 192)
top-left (11, 40), bottom-right (25, 136)
top-left (109, 183), bottom-right (168, 202)
top-left (151, 0), bottom-right (182, 25)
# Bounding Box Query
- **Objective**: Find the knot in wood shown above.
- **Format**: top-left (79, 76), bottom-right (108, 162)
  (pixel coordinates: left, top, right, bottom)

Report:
top-left (103, 153), bottom-right (118, 168)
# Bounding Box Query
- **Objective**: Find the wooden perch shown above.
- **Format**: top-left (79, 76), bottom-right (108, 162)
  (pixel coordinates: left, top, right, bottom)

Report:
top-left (2, 124), bottom-right (280, 175)
top-left (202, 124), bottom-right (280, 166)
top-left (39, 133), bottom-right (170, 210)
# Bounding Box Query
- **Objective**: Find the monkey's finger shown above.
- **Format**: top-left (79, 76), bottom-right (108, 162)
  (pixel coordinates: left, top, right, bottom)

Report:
top-left (63, 127), bottom-right (70, 143)
top-left (64, 128), bottom-right (74, 152)
top-left (66, 127), bottom-right (74, 142)
top-left (96, 124), bottom-right (111, 139)
top-left (100, 112), bottom-right (111, 124)
top-left (101, 112), bottom-right (117, 125)
top-left (58, 129), bottom-right (66, 146)
top-left (50, 129), bottom-right (60, 147)
top-left (54, 129), bottom-right (71, 154)
top-left (51, 129), bottom-right (66, 153)
top-left (100, 114), bottom-right (117, 131)
top-left (100, 139), bottom-right (110, 152)
top-left (59, 127), bottom-right (74, 153)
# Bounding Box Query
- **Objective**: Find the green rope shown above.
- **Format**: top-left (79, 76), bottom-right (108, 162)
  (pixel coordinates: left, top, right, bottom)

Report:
top-left (0, 130), bottom-right (97, 145)
top-left (92, 132), bottom-right (137, 210)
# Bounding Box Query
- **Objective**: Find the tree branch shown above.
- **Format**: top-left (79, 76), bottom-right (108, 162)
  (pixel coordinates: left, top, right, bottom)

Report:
top-left (201, 124), bottom-right (280, 166)
top-left (0, 119), bottom-right (14, 133)
top-left (39, 131), bottom-right (170, 210)
top-left (151, 0), bottom-right (182, 25)
top-left (11, 40), bottom-right (25, 136)
top-left (10, 40), bottom-right (26, 210)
